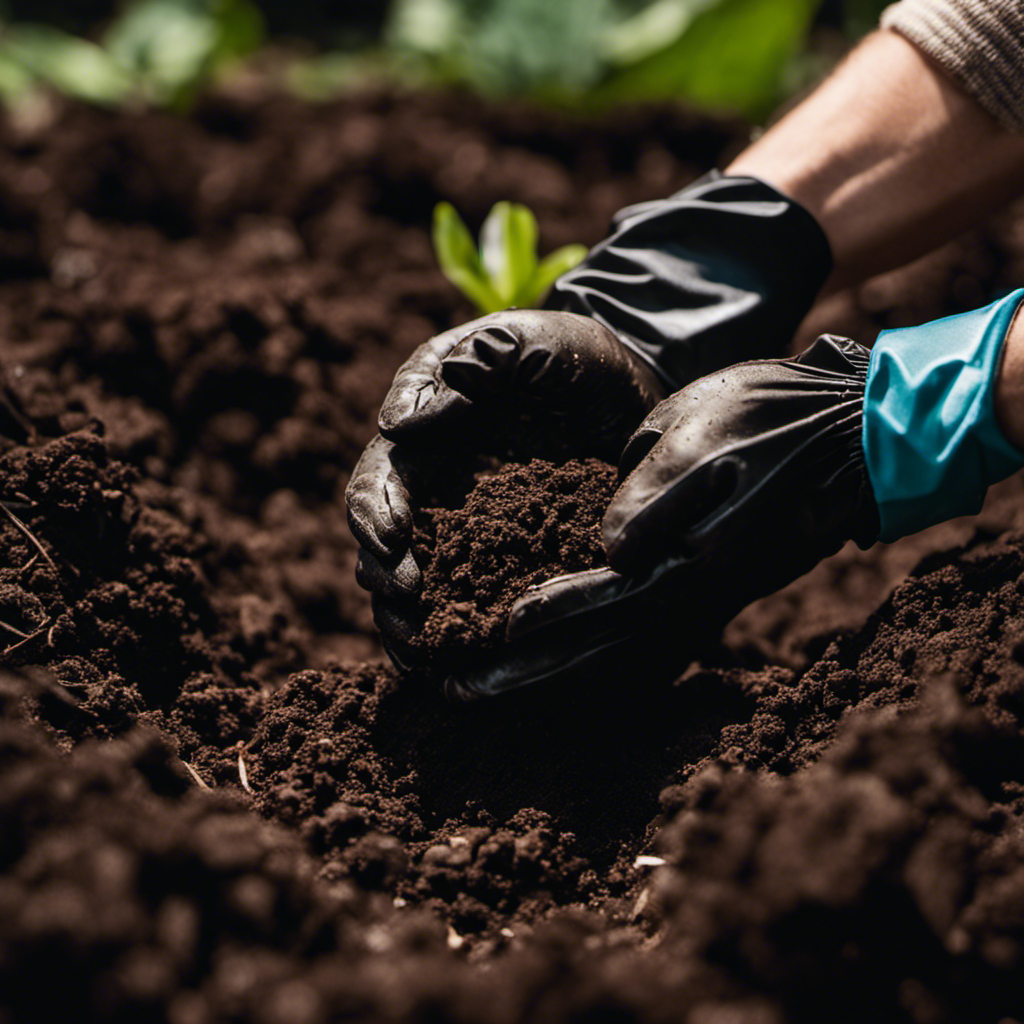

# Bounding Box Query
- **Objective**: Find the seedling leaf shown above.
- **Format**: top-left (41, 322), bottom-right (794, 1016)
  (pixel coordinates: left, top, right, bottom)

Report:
top-left (480, 201), bottom-right (538, 305)
top-left (433, 201), bottom-right (586, 314)
top-left (515, 244), bottom-right (587, 309)
top-left (433, 202), bottom-right (503, 313)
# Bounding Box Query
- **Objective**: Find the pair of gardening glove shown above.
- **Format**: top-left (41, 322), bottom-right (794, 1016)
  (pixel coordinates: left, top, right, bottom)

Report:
top-left (346, 171), bottom-right (1024, 697)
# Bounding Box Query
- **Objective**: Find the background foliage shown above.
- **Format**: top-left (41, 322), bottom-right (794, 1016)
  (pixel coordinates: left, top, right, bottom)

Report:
top-left (0, 0), bottom-right (892, 117)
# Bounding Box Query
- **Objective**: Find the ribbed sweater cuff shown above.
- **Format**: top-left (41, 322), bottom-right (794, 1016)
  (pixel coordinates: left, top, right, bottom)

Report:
top-left (881, 0), bottom-right (1024, 135)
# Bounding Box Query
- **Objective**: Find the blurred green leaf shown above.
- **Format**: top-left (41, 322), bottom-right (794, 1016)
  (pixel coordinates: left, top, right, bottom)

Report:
top-left (103, 0), bottom-right (262, 107)
top-left (388, 0), bottom-right (617, 97)
top-left (213, 0), bottom-right (262, 62)
top-left (387, 0), bottom-right (463, 57)
top-left (595, 0), bottom-right (821, 117)
top-left (0, 48), bottom-right (35, 100)
top-left (467, 0), bottom-right (614, 96)
top-left (515, 244), bottom-right (587, 309)
top-left (433, 202), bottom-right (503, 314)
top-left (386, 0), bottom-right (825, 114)
top-left (0, 24), bottom-right (132, 103)
top-left (480, 202), bottom-right (538, 306)
top-left (601, 0), bottom-right (713, 65)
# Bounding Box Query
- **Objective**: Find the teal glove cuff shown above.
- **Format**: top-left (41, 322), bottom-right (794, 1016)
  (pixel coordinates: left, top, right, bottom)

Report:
top-left (863, 289), bottom-right (1024, 543)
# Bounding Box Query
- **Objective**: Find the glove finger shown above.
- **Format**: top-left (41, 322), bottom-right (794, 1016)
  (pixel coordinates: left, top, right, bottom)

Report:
top-left (441, 310), bottom-right (614, 398)
top-left (605, 443), bottom-right (741, 573)
top-left (441, 310), bottom-right (662, 460)
top-left (345, 435), bottom-right (414, 562)
top-left (449, 568), bottom-right (651, 699)
top-left (440, 323), bottom-right (521, 396)
top-left (618, 388), bottom-right (695, 478)
top-left (506, 567), bottom-right (637, 638)
top-left (450, 553), bottom-right (730, 699)
top-left (448, 624), bottom-right (637, 700)
top-left (372, 597), bottom-right (420, 674)
top-left (356, 548), bottom-right (422, 601)
top-left (379, 323), bottom-right (486, 438)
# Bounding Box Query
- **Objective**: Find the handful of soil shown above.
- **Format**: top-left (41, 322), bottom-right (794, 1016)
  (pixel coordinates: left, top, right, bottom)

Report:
top-left (411, 458), bottom-right (619, 671)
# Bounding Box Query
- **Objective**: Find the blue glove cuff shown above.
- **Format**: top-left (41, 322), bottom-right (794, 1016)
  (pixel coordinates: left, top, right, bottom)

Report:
top-left (863, 289), bottom-right (1024, 543)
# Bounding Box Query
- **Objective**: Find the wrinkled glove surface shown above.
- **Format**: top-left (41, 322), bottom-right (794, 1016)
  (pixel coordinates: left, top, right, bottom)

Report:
top-left (454, 335), bottom-right (881, 698)
top-left (548, 171), bottom-right (832, 390)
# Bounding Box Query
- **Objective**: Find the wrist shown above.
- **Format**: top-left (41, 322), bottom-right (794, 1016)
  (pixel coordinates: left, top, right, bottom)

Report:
top-left (863, 291), bottom-right (1024, 542)
top-left (994, 302), bottom-right (1024, 452)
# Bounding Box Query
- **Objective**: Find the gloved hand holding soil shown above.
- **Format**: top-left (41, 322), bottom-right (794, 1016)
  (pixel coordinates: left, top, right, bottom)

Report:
top-left (348, 176), bottom-right (836, 687)
top-left (348, 15), bottom-right (1024, 703)
top-left (491, 290), bottom-right (1024, 698)
top-left (347, 309), bottom-right (665, 676)
top-left (355, 285), bottom-right (1024, 698)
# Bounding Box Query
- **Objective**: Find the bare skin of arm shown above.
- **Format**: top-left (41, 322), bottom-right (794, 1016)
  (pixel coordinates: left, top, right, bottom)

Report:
top-left (727, 28), bottom-right (1024, 451)
top-left (726, 30), bottom-right (1024, 293)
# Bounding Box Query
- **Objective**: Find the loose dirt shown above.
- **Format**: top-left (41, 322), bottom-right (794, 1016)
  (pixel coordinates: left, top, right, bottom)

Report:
top-left (412, 458), bottom-right (618, 664)
top-left (2, 87), bottom-right (1024, 1023)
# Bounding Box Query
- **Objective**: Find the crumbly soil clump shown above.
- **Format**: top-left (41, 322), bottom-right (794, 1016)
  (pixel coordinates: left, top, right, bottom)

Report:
top-left (5, 87), bottom-right (1024, 1023)
top-left (413, 458), bottom-right (617, 663)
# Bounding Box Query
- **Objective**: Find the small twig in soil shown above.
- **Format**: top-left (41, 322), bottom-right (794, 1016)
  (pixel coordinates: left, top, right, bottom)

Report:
top-left (0, 502), bottom-right (57, 572)
top-left (18, 552), bottom-right (39, 574)
top-left (633, 855), bottom-right (666, 869)
top-left (182, 761), bottom-right (212, 790)
top-left (0, 617), bottom-right (32, 640)
top-left (238, 752), bottom-right (253, 794)
top-left (3, 493), bottom-right (37, 511)
top-left (0, 621), bottom-right (51, 660)
top-left (631, 888), bottom-right (650, 921)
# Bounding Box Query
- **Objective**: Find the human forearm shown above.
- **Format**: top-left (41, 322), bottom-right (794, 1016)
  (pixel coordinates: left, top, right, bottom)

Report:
top-left (726, 30), bottom-right (1024, 292)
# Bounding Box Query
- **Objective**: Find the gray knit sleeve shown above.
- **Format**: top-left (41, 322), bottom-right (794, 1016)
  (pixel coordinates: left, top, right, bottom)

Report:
top-left (880, 0), bottom-right (1024, 134)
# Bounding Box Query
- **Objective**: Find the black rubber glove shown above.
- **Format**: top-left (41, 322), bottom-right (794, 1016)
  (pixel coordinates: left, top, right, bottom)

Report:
top-left (345, 310), bottom-right (664, 670)
top-left (348, 172), bottom-right (833, 671)
top-left (452, 335), bottom-right (881, 698)
top-left (548, 171), bottom-right (832, 390)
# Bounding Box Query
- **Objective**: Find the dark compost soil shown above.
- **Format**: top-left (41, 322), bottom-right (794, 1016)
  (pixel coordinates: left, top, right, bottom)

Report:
top-left (412, 458), bottom-right (618, 665)
top-left (3, 86), bottom-right (1024, 1024)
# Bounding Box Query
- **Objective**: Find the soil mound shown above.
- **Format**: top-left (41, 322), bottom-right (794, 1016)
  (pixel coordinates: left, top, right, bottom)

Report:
top-left (3, 87), bottom-right (1024, 1022)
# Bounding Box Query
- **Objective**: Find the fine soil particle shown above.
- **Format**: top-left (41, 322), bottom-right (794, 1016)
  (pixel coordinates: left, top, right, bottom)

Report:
top-left (4, 87), bottom-right (1024, 1023)
top-left (413, 458), bottom-right (618, 663)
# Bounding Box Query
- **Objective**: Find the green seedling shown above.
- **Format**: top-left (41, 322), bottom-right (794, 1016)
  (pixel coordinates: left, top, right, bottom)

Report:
top-left (432, 201), bottom-right (587, 315)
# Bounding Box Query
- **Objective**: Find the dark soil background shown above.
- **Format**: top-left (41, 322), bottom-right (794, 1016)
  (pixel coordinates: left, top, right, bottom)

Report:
top-left (3, 87), bottom-right (1024, 1023)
